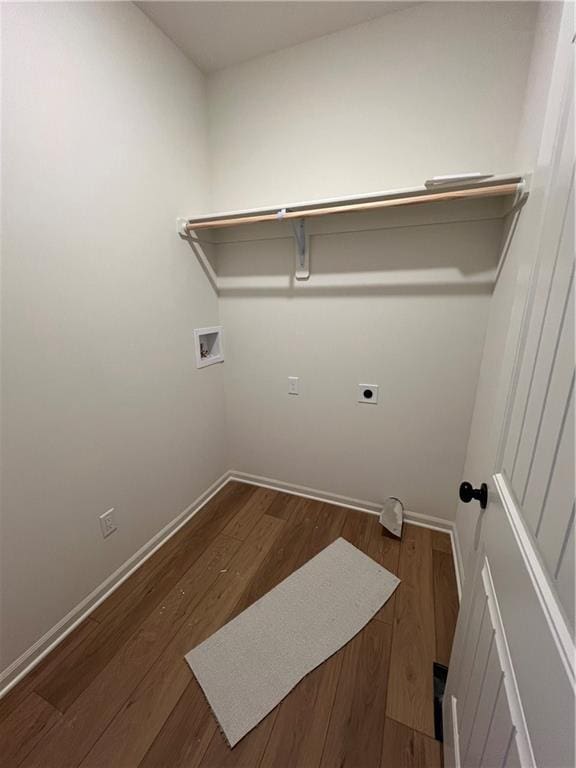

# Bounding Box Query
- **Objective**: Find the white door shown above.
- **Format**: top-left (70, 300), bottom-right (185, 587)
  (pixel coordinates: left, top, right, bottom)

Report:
top-left (443, 6), bottom-right (575, 768)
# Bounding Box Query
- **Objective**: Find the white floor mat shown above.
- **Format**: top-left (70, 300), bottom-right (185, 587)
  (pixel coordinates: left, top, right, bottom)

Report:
top-left (185, 537), bottom-right (400, 747)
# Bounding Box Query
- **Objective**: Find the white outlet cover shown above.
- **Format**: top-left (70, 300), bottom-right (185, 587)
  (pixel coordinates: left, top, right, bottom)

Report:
top-left (99, 508), bottom-right (117, 538)
top-left (358, 384), bottom-right (379, 404)
top-left (288, 376), bottom-right (300, 395)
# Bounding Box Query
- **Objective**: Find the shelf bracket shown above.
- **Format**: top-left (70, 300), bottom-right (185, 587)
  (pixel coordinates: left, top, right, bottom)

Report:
top-left (292, 218), bottom-right (309, 280)
top-left (176, 218), bottom-right (219, 293)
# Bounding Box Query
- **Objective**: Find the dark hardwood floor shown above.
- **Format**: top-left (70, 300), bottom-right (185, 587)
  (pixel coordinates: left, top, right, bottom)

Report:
top-left (0, 481), bottom-right (459, 767)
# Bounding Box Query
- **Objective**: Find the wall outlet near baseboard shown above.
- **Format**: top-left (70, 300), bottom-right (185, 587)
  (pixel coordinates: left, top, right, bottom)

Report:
top-left (99, 508), bottom-right (117, 539)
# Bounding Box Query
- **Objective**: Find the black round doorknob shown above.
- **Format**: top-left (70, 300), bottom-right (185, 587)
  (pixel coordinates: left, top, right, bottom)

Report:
top-left (459, 481), bottom-right (488, 509)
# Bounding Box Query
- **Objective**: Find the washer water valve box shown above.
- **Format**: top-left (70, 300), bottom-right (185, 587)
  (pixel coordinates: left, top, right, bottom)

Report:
top-left (194, 326), bottom-right (224, 368)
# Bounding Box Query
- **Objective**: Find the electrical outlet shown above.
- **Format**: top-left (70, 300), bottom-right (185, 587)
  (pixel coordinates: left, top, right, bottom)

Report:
top-left (99, 508), bottom-right (117, 539)
top-left (358, 384), bottom-right (379, 404)
top-left (288, 376), bottom-right (300, 395)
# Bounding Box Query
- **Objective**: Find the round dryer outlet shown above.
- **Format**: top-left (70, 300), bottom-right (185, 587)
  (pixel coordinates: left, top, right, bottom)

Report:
top-left (358, 384), bottom-right (379, 404)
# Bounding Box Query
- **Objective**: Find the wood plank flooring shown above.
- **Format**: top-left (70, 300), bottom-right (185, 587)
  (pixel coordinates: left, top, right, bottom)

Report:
top-left (386, 525), bottom-right (436, 737)
top-left (0, 482), bottom-right (459, 767)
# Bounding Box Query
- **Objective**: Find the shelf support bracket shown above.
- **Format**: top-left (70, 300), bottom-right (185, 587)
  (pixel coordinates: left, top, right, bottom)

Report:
top-left (292, 218), bottom-right (309, 280)
top-left (177, 218), bottom-right (219, 294)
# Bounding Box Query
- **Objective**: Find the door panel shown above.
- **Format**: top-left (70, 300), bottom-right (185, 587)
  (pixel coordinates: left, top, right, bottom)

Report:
top-left (555, 508), bottom-right (574, 629)
top-left (537, 385), bottom-right (574, 580)
top-left (504, 740), bottom-right (522, 768)
top-left (523, 301), bottom-right (574, 529)
top-left (458, 611), bottom-right (494, 754)
top-left (463, 640), bottom-right (503, 768)
top-left (503, 90), bottom-right (574, 507)
top-left (480, 683), bottom-right (514, 768)
top-left (502, 105), bottom-right (574, 574)
top-left (501, 98), bottom-right (574, 621)
top-left (444, 550), bottom-right (532, 768)
top-left (506, 135), bottom-right (574, 515)
top-left (487, 476), bottom-right (574, 768)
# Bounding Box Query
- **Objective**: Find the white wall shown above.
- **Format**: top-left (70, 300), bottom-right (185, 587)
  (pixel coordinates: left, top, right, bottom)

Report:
top-left (207, 2), bottom-right (536, 211)
top-left (0, 3), bottom-right (225, 674)
top-left (207, 2), bottom-right (536, 519)
top-left (217, 202), bottom-right (504, 519)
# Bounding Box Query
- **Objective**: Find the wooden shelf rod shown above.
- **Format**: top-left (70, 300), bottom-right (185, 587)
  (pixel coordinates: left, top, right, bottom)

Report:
top-left (184, 181), bottom-right (522, 233)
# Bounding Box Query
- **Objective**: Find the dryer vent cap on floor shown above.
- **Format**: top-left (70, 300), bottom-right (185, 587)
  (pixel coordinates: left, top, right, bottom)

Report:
top-left (378, 497), bottom-right (404, 538)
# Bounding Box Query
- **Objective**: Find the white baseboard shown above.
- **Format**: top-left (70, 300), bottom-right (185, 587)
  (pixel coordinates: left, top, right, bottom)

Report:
top-left (1, 467), bottom-right (463, 698)
top-left (229, 470), bottom-right (463, 597)
top-left (0, 470), bottom-right (232, 698)
top-left (229, 471), bottom-right (384, 515)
